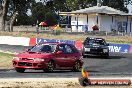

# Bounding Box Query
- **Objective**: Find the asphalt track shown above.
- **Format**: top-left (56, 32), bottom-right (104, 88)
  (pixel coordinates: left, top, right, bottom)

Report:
top-left (0, 44), bottom-right (132, 78)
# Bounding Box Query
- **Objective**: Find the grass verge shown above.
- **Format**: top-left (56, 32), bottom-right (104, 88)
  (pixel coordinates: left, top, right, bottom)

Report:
top-left (0, 52), bottom-right (14, 69)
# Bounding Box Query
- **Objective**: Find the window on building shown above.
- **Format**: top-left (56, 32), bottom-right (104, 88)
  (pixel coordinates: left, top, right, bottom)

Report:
top-left (117, 22), bottom-right (127, 32)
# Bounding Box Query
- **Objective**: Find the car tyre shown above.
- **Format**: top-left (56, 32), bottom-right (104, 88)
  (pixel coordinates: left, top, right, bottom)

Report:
top-left (73, 61), bottom-right (81, 72)
top-left (83, 55), bottom-right (87, 58)
top-left (15, 68), bottom-right (25, 73)
top-left (44, 61), bottom-right (54, 72)
top-left (82, 53), bottom-right (87, 58)
top-left (104, 53), bottom-right (109, 59)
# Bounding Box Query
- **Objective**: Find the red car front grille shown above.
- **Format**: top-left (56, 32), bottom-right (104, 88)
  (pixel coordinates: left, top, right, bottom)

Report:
top-left (18, 62), bottom-right (32, 66)
top-left (20, 58), bottom-right (34, 61)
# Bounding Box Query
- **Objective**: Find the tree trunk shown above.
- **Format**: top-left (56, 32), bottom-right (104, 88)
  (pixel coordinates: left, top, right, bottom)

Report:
top-left (5, 20), bottom-right (10, 31)
top-left (0, 1), bottom-right (3, 30)
top-left (10, 11), bottom-right (17, 32)
top-left (1, 0), bottom-right (9, 31)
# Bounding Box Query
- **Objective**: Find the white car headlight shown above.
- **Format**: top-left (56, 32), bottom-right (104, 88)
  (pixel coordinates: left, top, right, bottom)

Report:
top-left (13, 57), bottom-right (19, 61)
top-left (34, 58), bottom-right (44, 62)
top-left (103, 49), bottom-right (108, 52)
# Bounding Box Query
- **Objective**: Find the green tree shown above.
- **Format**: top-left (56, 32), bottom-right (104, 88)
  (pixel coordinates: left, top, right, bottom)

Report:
top-left (102, 0), bottom-right (129, 13)
top-left (31, 1), bottom-right (59, 26)
top-left (65, 0), bottom-right (129, 12)
top-left (0, 0), bottom-right (32, 31)
top-left (45, 11), bottom-right (58, 26)
top-left (31, 2), bottom-right (48, 25)
top-left (66, 0), bottom-right (97, 11)
top-left (0, 0), bottom-right (10, 31)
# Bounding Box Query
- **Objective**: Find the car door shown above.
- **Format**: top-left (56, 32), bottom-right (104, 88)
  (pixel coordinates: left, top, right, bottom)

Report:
top-left (64, 44), bottom-right (78, 67)
top-left (55, 44), bottom-right (68, 68)
top-left (55, 44), bottom-right (76, 68)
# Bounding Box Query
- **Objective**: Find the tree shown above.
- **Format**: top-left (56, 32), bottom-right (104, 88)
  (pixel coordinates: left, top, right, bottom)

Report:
top-left (66, 0), bottom-right (97, 11)
top-left (102, 0), bottom-right (129, 13)
top-left (31, 2), bottom-right (48, 25)
top-left (8, 0), bottom-right (32, 31)
top-left (0, 0), bottom-right (32, 31)
top-left (65, 0), bottom-right (129, 12)
top-left (124, 0), bottom-right (132, 6)
top-left (31, 1), bottom-right (59, 26)
top-left (0, 0), bottom-right (9, 31)
top-left (45, 11), bottom-right (58, 26)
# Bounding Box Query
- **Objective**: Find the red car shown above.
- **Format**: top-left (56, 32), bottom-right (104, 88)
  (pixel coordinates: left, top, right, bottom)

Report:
top-left (12, 42), bottom-right (83, 73)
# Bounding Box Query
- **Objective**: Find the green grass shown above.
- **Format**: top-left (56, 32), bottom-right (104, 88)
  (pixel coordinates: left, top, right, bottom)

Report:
top-left (0, 52), bottom-right (14, 69)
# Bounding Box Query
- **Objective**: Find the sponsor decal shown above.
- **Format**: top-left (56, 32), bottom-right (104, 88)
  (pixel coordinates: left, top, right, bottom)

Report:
top-left (108, 46), bottom-right (121, 52)
top-left (36, 38), bottom-right (75, 45)
top-left (79, 67), bottom-right (131, 86)
top-left (108, 43), bottom-right (130, 53)
top-left (29, 38), bottom-right (36, 46)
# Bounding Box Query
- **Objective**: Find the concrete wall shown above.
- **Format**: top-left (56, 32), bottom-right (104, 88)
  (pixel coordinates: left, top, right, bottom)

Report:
top-left (130, 19), bottom-right (132, 33)
top-left (88, 15), bottom-right (97, 31)
top-left (114, 16), bottom-right (128, 33)
top-left (100, 15), bottom-right (112, 32)
top-left (71, 15), bottom-right (88, 32)
top-left (71, 14), bottom-right (98, 32)
top-left (71, 14), bottom-right (132, 33)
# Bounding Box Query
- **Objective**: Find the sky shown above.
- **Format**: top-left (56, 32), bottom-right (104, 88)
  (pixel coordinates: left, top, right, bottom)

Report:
top-left (127, 4), bottom-right (132, 14)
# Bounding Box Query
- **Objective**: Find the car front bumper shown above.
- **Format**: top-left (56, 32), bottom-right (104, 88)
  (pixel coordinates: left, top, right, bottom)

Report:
top-left (82, 48), bottom-right (109, 55)
top-left (13, 61), bottom-right (48, 69)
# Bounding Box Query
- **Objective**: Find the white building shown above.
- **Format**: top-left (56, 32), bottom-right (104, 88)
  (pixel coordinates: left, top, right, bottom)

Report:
top-left (59, 6), bottom-right (132, 33)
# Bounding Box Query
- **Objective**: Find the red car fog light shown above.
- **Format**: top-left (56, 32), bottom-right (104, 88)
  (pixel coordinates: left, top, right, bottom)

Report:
top-left (13, 57), bottom-right (19, 61)
top-left (38, 65), bottom-right (43, 67)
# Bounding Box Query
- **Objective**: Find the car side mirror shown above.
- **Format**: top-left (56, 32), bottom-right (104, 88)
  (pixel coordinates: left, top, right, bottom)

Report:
top-left (56, 51), bottom-right (63, 54)
top-left (25, 48), bottom-right (29, 52)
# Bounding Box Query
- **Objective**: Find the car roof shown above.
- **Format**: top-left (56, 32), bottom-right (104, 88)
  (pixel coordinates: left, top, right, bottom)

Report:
top-left (86, 37), bottom-right (104, 40)
top-left (41, 42), bottom-right (59, 44)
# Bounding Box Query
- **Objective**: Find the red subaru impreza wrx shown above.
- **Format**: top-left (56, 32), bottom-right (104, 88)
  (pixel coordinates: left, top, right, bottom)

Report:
top-left (12, 42), bottom-right (83, 73)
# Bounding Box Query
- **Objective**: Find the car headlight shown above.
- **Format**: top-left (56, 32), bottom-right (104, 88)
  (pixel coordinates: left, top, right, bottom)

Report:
top-left (33, 58), bottom-right (44, 62)
top-left (103, 49), bottom-right (108, 52)
top-left (13, 57), bottom-right (19, 61)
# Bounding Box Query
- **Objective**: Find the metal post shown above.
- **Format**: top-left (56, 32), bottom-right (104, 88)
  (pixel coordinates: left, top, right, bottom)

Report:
top-left (76, 15), bottom-right (79, 32)
top-left (126, 16), bottom-right (128, 34)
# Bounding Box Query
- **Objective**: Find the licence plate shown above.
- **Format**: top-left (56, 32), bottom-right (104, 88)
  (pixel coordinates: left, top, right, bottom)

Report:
top-left (85, 48), bottom-right (90, 51)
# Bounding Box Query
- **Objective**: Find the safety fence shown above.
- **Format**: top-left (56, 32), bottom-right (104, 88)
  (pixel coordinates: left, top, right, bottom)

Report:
top-left (0, 36), bottom-right (131, 53)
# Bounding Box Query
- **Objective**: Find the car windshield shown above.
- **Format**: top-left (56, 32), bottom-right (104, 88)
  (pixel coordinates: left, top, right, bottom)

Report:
top-left (28, 44), bottom-right (57, 53)
top-left (84, 39), bottom-right (106, 45)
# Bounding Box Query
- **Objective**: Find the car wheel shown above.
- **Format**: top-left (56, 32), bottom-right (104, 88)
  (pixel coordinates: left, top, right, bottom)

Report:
top-left (45, 61), bottom-right (54, 72)
top-left (15, 68), bottom-right (25, 73)
top-left (82, 53), bottom-right (87, 58)
top-left (73, 61), bottom-right (81, 72)
top-left (104, 53), bottom-right (109, 59)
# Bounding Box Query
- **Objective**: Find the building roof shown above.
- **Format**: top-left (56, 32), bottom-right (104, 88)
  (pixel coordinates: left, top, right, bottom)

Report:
top-left (59, 6), bottom-right (131, 16)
